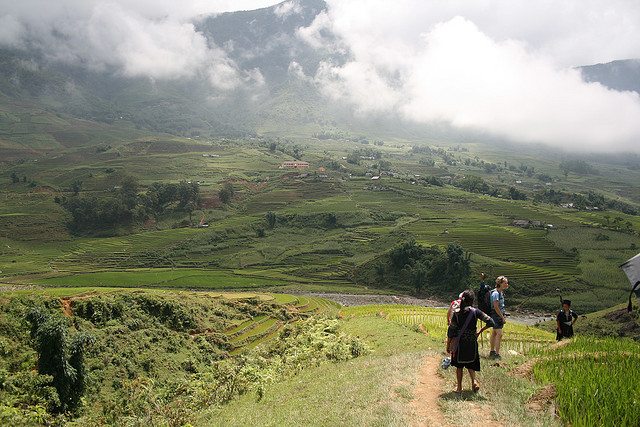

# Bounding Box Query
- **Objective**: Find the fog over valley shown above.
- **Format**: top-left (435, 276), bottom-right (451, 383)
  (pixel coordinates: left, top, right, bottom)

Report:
top-left (1, 0), bottom-right (640, 151)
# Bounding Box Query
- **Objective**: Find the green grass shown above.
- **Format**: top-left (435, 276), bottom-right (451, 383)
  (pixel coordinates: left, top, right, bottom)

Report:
top-left (207, 313), bottom-right (559, 426)
top-left (3, 130), bottom-right (640, 314)
top-left (341, 305), bottom-right (556, 355)
top-left (203, 316), bottom-right (438, 426)
top-left (533, 337), bottom-right (640, 427)
top-left (34, 269), bottom-right (288, 289)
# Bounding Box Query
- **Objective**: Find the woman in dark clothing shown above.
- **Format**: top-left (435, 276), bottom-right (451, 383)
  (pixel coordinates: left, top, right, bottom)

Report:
top-left (447, 290), bottom-right (496, 393)
top-left (556, 299), bottom-right (578, 340)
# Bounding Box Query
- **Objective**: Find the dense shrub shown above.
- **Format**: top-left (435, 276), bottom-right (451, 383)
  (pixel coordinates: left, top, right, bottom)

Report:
top-left (126, 295), bottom-right (198, 331)
top-left (26, 308), bottom-right (94, 413)
top-left (358, 240), bottom-right (472, 295)
top-left (74, 298), bottom-right (124, 325)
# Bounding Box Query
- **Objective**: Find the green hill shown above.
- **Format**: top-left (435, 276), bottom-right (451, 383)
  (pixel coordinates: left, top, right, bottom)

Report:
top-left (3, 288), bottom-right (639, 426)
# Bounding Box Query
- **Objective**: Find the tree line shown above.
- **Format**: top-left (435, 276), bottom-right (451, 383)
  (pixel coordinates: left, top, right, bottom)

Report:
top-left (57, 177), bottom-right (201, 234)
top-left (357, 240), bottom-right (472, 295)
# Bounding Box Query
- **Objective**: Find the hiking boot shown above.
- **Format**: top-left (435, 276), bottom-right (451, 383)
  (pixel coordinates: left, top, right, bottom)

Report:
top-left (494, 353), bottom-right (502, 360)
top-left (488, 350), bottom-right (497, 359)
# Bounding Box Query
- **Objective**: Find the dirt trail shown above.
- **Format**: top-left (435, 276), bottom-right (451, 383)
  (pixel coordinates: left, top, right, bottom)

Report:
top-left (59, 293), bottom-right (98, 317)
top-left (412, 355), bottom-right (505, 427)
top-left (411, 355), bottom-right (449, 427)
top-left (61, 298), bottom-right (73, 317)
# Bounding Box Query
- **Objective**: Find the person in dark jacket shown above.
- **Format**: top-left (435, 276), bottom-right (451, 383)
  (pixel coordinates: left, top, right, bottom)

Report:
top-left (556, 299), bottom-right (578, 340)
top-left (477, 272), bottom-right (491, 314)
top-left (447, 290), bottom-right (496, 394)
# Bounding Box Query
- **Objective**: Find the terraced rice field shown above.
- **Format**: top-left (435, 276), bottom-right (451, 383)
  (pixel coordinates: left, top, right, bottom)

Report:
top-left (340, 305), bottom-right (555, 354)
top-left (36, 269), bottom-right (289, 289)
top-left (49, 229), bottom-right (201, 272)
top-left (533, 337), bottom-right (640, 427)
top-left (410, 223), bottom-right (578, 269)
top-left (224, 295), bottom-right (340, 354)
top-left (403, 220), bottom-right (580, 286)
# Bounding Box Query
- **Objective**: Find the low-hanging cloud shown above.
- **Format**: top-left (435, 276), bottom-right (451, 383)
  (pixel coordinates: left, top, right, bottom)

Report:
top-left (301, 0), bottom-right (640, 152)
top-left (274, 1), bottom-right (302, 19)
top-left (0, 0), bottom-right (276, 88)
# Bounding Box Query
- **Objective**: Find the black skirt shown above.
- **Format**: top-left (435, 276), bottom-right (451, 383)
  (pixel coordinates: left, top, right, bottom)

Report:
top-left (451, 337), bottom-right (481, 371)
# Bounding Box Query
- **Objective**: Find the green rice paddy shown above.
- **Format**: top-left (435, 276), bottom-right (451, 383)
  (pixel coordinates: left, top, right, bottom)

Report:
top-left (2, 133), bottom-right (639, 315)
top-left (533, 337), bottom-right (640, 427)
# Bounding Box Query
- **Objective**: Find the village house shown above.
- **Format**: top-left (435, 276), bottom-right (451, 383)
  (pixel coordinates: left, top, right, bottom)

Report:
top-left (280, 161), bottom-right (310, 169)
top-left (512, 219), bottom-right (544, 228)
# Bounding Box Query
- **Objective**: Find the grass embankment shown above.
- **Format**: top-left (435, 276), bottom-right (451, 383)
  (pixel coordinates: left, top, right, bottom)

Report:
top-left (205, 316), bottom-right (436, 426)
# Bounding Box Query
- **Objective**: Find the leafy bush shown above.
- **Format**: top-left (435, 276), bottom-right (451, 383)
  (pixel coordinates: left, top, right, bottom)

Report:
top-left (74, 298), bottom-right (124, 325)
top-left (83, 317), bottom-right (367, 425)
top-left (26, 308), bottom-right (94, 414)
top-left (358, 241), bottom-right (471, 294)
top-left (126, 295), bottom-right (198, 331)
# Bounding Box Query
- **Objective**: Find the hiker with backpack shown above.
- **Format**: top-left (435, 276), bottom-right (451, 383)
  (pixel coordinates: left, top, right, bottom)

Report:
top-left (477, 272), bottom-right (491, 314)
top-left (447, 290), bottom-right (496, 393)
top-left (489, 276), bottom-right (509, 359)
top-left (443, 292), bottom-right (465, 366)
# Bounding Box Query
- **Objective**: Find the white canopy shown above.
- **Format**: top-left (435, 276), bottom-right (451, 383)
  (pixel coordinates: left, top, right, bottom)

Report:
top-left (620, 252), bottom-right (640, 312)
top-left (621, 252), bottom-right (640, 289)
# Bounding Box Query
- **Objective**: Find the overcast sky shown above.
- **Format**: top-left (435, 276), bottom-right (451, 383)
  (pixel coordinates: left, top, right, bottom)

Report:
top-left (1, 0), bottom-right (640, 151)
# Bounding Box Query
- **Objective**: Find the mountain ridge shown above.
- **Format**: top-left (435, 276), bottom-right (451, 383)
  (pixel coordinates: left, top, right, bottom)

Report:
top-left (0, 2), bottom-right (639, 152)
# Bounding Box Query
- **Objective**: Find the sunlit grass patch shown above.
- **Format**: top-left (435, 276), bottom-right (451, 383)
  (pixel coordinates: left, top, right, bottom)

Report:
top-left (533, 336), bottom-right (640, 427)
top-left (341, 304), bottom-right (555, 354)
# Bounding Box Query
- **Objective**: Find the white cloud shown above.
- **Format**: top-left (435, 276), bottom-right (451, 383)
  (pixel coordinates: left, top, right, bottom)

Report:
top-left (0, 14), bottom-right (25, 47)
top-left (0, 0), bottom-right (279, 87)
top-left (315, 61), bottom-right (403, 115)
top-left (84, 3), bottom-right (210, 79)
top-left (296, 11), bottom-right (335, 50)
top-left (299, 1), bottom-right (640, 151)
top-left (287, 61), bottom-right (308, 80)
top-left (274, 1), bottom-right (302, 19)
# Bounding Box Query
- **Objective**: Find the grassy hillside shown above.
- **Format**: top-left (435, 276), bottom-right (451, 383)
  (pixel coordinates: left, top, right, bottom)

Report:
top-left (2, 131), bottom-right (639, 312)
top-left (1, 59), bottom-right (638, 314)
top-left (0, 289), bottom-right (345, 425)
top-left (3, 288), bottom-right (639, 426)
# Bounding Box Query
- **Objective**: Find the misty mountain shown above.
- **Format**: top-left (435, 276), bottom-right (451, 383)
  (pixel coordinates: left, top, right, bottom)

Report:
top-left (2, 0), bottom-right (640, 153)
top-left (198, 0), bottom-right (337, 83)
top-left (579, 59), bottom-right (640, 94)
top-left (0, 0), bottom-right (341, 142)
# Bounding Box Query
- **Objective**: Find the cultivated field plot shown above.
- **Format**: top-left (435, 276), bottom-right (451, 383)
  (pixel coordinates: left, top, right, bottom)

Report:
top-left (3, 133), bottom-right (639, 313)
top-left (340, 305), bottom-right (555, 354)
top-left (210, 293), bottom-right (339, 353)
top-left (533, 337), bottom-right (640, 427)
top-left (35, 269), bottom-right (287, 289)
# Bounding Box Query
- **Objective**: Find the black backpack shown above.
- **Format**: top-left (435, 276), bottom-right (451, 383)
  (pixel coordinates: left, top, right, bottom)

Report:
top-left (478, 282), bottom-right (491, 313)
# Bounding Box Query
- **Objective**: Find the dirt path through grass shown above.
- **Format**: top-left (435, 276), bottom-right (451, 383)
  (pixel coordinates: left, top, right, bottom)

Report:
top-left (61, 298), bottom-right (73, 317)
top-left (411, 355), bottom-right (449, 426)
top-left (413, 355), bottom-right (506, 427)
